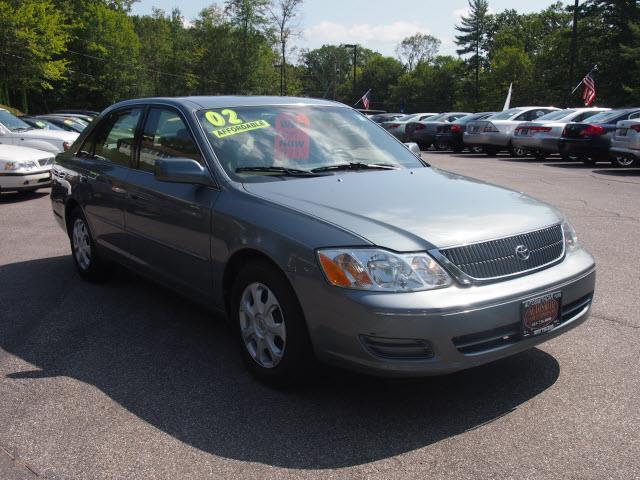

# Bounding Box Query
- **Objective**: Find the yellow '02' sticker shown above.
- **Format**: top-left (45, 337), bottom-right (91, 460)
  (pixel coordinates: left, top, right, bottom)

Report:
top-left (212, 120), bottom-right (270, 139)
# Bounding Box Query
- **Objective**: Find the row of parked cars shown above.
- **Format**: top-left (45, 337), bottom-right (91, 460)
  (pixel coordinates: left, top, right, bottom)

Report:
top-left (377, 106), bottom-right (640, 168)
top-left (0, 108), bottom-right (95, 194)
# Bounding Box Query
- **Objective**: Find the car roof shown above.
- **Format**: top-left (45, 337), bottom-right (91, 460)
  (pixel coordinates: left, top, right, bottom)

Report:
top-left (108, 96), bottom-right (346, 112)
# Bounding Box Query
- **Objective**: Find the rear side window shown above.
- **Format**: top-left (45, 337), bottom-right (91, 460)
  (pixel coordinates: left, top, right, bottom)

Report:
top-left (93, 109), bottom-right (142, 166)
top-left (573, 111), bottom-right (601, 122)
top-left (138, 108), bottom-right (203, 173)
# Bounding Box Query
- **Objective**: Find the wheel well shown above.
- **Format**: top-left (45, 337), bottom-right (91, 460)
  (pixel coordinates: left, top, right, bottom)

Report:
top-left (64, 199), bottom-right (80, 235)
top-left (222, 249), bottom-right (287, 314)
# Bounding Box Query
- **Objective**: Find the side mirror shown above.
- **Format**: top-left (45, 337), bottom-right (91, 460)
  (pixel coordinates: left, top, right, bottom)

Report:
top-left (404, 142), bottom-right (422, 157)
top-left (154, 158), bottom-right (214, 186)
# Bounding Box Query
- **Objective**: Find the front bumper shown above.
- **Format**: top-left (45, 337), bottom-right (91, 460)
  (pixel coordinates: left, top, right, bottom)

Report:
top-left (463, 131), bottom-right (511, 147)
top-left (0, 170), bottom-right (51, 192)
top-left (512, 135), bottom-right (560, 153)
top-left (296, 248), bottom-right (595, 377)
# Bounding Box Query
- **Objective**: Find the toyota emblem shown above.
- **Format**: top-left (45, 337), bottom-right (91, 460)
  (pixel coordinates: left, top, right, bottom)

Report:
top-left (515, 245), bottom-right (530, 261)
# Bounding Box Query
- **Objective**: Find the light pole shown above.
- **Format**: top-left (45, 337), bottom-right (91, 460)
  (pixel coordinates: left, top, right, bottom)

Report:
top-left (567, 0), bottom-right (580, 107)
top-left (343, 44), bottom-right (357, 98)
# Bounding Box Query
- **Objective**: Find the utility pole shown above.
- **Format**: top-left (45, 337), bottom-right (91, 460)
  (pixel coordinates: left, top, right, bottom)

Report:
top-left (344, 44), bottom-right (357, 98)
top-left (567, 0), bottom-right (580, 107)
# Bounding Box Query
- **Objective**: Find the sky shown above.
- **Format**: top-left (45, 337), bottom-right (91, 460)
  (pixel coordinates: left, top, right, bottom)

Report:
top-left (131, 0), bottom-right (564, 57)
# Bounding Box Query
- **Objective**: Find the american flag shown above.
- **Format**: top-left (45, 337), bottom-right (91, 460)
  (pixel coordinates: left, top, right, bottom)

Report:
top-left (582, 72), bottom-right (596, 106)
top-left (361, 89), bottom-right (371, 110)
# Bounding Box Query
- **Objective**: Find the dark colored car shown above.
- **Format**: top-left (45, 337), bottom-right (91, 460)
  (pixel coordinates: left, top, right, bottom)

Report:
top-left (405, 112), bottom-right (472, 150)
top-left (435, 112), bottom-right (496, 152)
top-left (559, 108), bottom-right (640, 166)
top-left (32, 115), bottom-right (88, 133)
top-left (50, 96), bottom-right (595, 387)
top-left (369, 113), bottom-right (404, 124)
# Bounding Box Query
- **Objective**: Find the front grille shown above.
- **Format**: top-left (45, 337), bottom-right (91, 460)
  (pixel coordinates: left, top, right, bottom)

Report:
top-left (439, 224), bottom-right (564, 281)
top-left (452, 293), bottom-right (593, 355)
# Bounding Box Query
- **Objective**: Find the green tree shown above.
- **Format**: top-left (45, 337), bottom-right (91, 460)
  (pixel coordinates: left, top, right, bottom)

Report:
top-left (455, 0), bottom-right (491, 109)
top-left (267, 0), bottom-right (303, 95)
top-left (359, 55), bottom-right (405, 110)
top-left (0, 0), bottom-right (70, 111)
top-left (395, 33), bottom-right (441, 71)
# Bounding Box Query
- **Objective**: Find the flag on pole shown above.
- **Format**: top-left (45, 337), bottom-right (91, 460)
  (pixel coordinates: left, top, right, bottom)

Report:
top-left (582, 72), bottom-right (596, 106)
top-left (503, 82), bottom-right (513, 111)
top-left (361, 89), bottom-right (371, 110)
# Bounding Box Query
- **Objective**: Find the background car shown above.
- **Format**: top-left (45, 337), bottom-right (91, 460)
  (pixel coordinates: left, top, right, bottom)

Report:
top-left (512, 108), bottom-right (609, 160)
top-left (368, 113), bottom-right (405, 124)
top-left (380, 112), bottom-right (438, 141)
top-left (464, 106), bottom-right (560, 156)
top-left (0, 144), bottom-right (54, 194)
top-left (405, 112), bottom-right (472, 150)
top-left (21, 117), bottom-right (67, 131)
top-left (435, 112), bottom-right (496, 153)
top-left (559, 108), bottom-right (640, 166)
top-left (31, 115), bottom-right (88, 133)
top-left (609, 119), bottom-right (640, 167)
top-left (53, 109), bottom-right (99, 120)
top-left (0, 108), bottom-right (79, 153)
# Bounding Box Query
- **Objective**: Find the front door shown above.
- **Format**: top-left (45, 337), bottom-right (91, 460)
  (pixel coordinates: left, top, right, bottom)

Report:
top-left (124, 107), bottom-right (217, 295)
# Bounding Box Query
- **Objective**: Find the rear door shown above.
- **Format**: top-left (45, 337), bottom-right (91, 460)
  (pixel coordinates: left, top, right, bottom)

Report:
top-left (124, 106), bottom-right (218, 295)
top-left (77, 108), bottom-right (142, 255)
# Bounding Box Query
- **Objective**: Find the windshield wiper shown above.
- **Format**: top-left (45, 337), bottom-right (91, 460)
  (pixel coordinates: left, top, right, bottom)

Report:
top-left (311, 162), bottom-right (399, 173)
top-left (235, 166), bottom-right (321, 177)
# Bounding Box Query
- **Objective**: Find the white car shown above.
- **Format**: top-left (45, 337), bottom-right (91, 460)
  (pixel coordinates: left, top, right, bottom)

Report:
top-left (0, 144), bottom-right (55, 194)
top-left (511, 107), bottom-right (609, 160)
top-left (610, 119), bottom-right (640, 167)
top-left (0, 108), bottom-right (78, 153)
top-left (464, 106), bottom-right (560, 156)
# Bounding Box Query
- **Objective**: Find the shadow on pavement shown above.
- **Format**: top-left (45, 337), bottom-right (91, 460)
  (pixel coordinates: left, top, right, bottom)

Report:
top-left (0, 256), bottom-right (560, 469)
top-left (592, 168), bottom-right (640, 177)
top-left (0, 191), bottom-right (48, 204)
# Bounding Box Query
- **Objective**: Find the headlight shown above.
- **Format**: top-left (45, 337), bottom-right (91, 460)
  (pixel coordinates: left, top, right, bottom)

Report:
top-left (317, 248), bottom-right (452, 292)
top-left (562, 220), bottom-right (579, 251)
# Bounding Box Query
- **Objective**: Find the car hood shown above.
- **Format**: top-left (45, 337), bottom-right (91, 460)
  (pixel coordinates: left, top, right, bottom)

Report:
top-left (19, 129), bottom-right (78, 142)
top-left (0, 144), bottom-right (54, 161)
top-left (242, 168), bottom-right (562, 251)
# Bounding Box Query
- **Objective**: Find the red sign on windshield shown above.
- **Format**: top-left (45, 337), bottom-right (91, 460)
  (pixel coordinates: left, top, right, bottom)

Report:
top-left (274, 113), bottom-right (310, 161)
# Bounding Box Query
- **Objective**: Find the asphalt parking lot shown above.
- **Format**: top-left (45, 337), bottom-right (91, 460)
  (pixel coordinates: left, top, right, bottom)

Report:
top-left (1, 152), bottom-right (639, 480)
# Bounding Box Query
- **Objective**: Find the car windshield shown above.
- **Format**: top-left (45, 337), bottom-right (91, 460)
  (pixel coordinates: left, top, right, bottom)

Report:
top-left (197, 106), bottom-right (425, 181)
top-left (586, 111), bottom-right (625, 123)
top-left (0, 110), bottom-right (31, 131)
top-left (538, 109), bottom-right (577, 121)
top-left (488, 108), bottom-right (524, 120)
top-left (28, 119), bottom-right (64, 130)
top-left (423, 113), bottom-right (446, 122)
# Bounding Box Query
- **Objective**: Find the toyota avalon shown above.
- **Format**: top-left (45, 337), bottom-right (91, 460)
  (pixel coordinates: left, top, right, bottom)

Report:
top-left (50, 96), bottom-right (596, 386)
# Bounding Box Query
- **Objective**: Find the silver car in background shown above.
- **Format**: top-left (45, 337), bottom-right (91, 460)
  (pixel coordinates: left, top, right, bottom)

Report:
top-left (610, 119), bottom-right (640, 167)
top-left (464, 107), bottom-right (559, 156)
top-left (512, 108), bottom-right (609, 160)
top-left (380, 113), bottom-right (438, 141)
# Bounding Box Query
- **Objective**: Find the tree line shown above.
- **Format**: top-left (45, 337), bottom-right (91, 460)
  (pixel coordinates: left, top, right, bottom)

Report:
top-left (0, 0), bottom-right (638, 114)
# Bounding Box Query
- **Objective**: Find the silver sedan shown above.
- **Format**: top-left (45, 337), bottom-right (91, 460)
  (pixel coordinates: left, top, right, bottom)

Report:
top-left (610, 119), bottom-right (640, 167)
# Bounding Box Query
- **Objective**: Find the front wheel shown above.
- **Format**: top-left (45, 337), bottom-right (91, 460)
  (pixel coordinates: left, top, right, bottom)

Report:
top-left (68, 208), bottom-right (113, 282)
top-left (612, 155), bottom-right (637, 168)
top-left (232, 260), bottom-right (313, 387)
top-left (509, 145), bottom-right (529, 158)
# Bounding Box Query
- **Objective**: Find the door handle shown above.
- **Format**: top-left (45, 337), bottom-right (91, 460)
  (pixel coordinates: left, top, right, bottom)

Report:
top-left (111, 186), bottom-right (128, 194)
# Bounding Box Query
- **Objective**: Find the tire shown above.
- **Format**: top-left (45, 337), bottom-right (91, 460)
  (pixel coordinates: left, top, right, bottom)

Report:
top-left (561, 153), bottom-right (579, 162)
top-left (611, 155), bottom-right (637, 168)
top-left (470, 146), bottom-right (484, 154)
top-left (231, 259), bottom-right (314, 388)
top-left (435, 142), bottom-right (449, 151)
top-left (582, 157), bottom-right (597, 166)
top-left (509, 144), bottom-right (529, 158)
top-left (452, 145), bottom-right (464, 153)
top-left (483, 146), bottom-right (499, 156)
top-left (68, 207), bottom-right (113, 282)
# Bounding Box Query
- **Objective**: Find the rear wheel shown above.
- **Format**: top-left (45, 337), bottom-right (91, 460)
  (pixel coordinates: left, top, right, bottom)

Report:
top-left (435, 142), bottom-right (449, 151)
top-left (231, 260), bottom-right (314, 388)
top-left (582, 157), bottom-right (597, 166)
top-left (451, 145), bottom-right (464, 153)
top-left (509, 144), bottom-right (529, 158)
top-left (470, 146), bottom-right (484, 154)
top-left (68, 208), bottom-right (113, 282)
top-left (561, 153), bottom-right (579, 162)
top-left (533, 150), bottom-right (549, 161)
top-left (612, 155), bottom-right (637, 168)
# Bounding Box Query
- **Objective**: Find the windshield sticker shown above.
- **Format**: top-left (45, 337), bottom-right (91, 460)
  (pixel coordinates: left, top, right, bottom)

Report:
top-left (274, 113), bottom-right (310, 161)
top-left (212, 120), bottom-right (270, 139)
